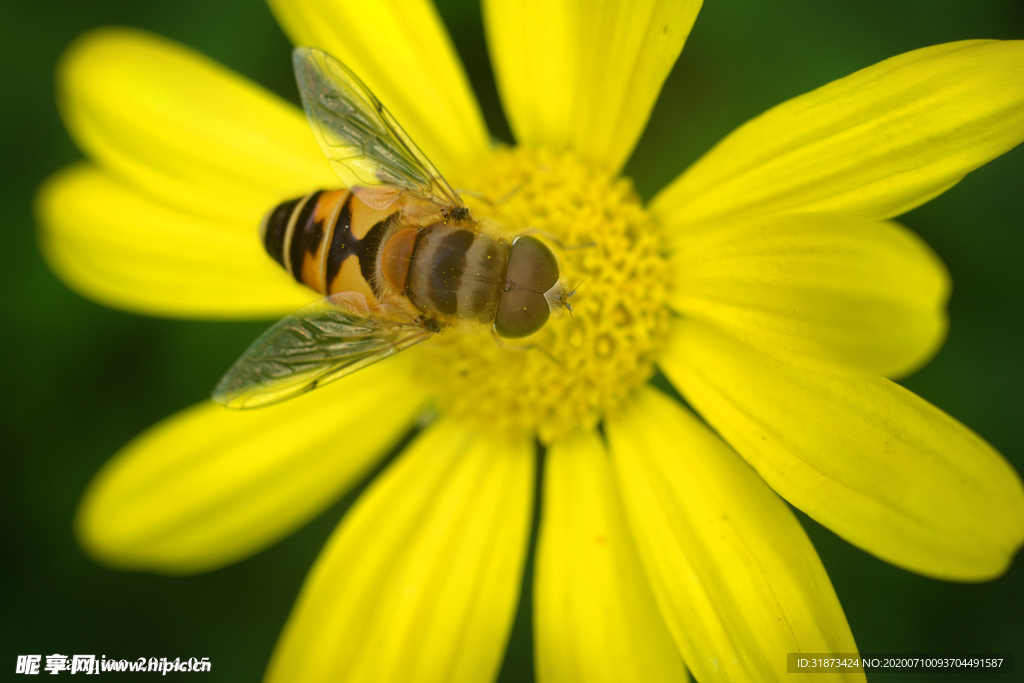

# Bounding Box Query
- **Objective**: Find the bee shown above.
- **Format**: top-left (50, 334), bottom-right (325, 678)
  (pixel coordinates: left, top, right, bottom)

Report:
top-left (213, 47), bottom-right (570, 409)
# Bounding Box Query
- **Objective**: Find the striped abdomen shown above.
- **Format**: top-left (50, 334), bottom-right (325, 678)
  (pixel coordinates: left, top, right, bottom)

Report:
top-left (260, 189), bottom-right (398, 305)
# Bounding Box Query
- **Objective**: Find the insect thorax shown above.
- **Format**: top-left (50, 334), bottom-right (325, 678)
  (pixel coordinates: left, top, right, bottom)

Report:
top-left (401, 224), bottom-right (511, 325)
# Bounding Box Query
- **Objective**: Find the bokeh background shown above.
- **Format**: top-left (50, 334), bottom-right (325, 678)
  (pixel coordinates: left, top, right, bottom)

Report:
top-left (3, 0), bottom-right (1022, 680)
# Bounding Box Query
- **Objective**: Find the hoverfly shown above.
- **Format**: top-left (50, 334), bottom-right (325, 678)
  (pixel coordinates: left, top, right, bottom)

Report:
top-left (213, 48), bottom-right (570, 409)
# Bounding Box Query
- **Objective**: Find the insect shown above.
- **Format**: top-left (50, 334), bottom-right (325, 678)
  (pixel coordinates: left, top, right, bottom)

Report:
top-left (213, 47), bottom-right (570, 409)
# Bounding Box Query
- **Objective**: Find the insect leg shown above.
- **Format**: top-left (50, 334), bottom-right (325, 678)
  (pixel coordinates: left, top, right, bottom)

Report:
top-left (489, 328), bottom-right (560, 365)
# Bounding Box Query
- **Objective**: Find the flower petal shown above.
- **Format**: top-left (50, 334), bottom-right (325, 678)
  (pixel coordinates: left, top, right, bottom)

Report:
top-left (607, 387), bottom-right (863, 683)
top-left (59, 27), bottom-right (337, 225)
top-left (660, 319), bottom-right (1024, 580)
top-left (668, 213), bottom-right (950, 377)
top-left (484, 0), bottom-right (701, 173)
top-left (76, 360), bottom-right (427, 574)
top-left (267, 419), bottom-right (533, 683)
top-left (268, 0), bottom-right (490, 176)
top-left (653, 40), bottom-right (1024, 227)
top-left (534, 430), bottom-right (684, 683)
top-left (38, 165), bottom-right (314, 318)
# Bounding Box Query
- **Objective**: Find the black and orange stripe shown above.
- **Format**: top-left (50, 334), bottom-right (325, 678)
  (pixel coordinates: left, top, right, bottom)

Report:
top-left (260, 189), bottom-right (400, 305)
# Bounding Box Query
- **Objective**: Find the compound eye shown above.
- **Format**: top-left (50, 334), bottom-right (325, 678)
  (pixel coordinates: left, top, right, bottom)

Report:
top-left (507, 236), bottom-right (559, 293)
top-left (494, 290), bottom-right (550, 338)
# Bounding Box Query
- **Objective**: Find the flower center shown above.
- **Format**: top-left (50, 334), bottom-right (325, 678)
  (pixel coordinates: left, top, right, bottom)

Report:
top-left (414, 148), bottom-right (671, 443)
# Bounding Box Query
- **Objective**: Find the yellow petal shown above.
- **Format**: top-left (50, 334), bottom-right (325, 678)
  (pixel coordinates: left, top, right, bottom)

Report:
top-left (535, 430), bottom-right (685, 683)
top-left (484, 0), bottom-right (701, 173)
top-left (59, 27), bottom-right (337, 225)
top-left (661, 320), bottom-right (1024, 580)
top-left (668, 213), bottom-right (949, 377)
top-left (268, 0), bottom-right (490, 177)
top-left (267, 420), bottom-right (533, 683)
top-left (607, 388), bottom-right (863, 683)
top-left (653, 40), bottom-right (1024, 228)
top-left (76, 360), bottom-right (427, 574)
top-left (37, 165), bottom-right (314, 318)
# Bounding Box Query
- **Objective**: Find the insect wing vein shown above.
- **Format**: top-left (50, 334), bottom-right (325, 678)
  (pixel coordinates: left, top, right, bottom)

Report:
top-left (213, 301), bottom-right (431, 409)
top-left (293, 47), bottom-right (464, 211)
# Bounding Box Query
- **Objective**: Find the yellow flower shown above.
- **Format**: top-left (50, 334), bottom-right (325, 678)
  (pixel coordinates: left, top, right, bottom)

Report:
top-left (37, 0), bottom-right (1024, 681)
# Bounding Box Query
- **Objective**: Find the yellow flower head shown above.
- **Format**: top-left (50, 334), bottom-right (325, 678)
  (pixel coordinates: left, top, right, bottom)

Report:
top-left (37, 0), bottom-right (1024, 681)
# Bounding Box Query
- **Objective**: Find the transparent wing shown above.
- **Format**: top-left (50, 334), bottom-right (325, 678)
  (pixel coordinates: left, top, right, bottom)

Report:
top-left (213, 295), bottom-right (433, 409)
top-left (293, 46), bottom-right (464, 212)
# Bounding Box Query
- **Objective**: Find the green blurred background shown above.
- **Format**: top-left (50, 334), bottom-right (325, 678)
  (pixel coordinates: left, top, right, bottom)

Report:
top-left (2, 0), bottom-right (1022, 680)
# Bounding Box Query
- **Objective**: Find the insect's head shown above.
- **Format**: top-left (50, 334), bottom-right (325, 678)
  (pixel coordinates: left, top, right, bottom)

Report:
top-left (493, 236), bottom-right (564, 339)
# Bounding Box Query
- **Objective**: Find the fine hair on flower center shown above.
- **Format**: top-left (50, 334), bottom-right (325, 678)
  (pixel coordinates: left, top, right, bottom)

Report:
top-left (413, 148), bottom-right (671, 443)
